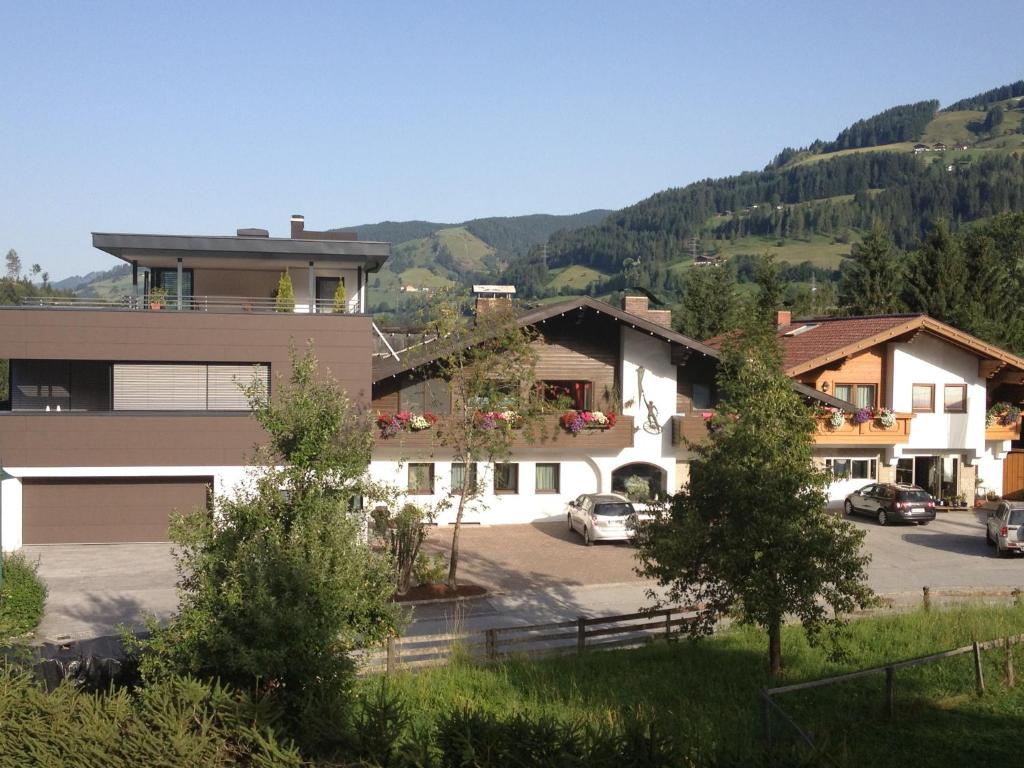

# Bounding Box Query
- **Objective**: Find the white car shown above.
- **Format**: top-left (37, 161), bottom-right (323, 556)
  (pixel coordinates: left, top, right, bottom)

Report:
top-left (567, 493), bottom-right (638, 546)
top-left (985, 501), bottom-right (1024, 557)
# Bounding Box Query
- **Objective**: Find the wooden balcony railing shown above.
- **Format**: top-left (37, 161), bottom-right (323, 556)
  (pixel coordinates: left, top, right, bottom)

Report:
top-left (672, 410), bottom-right (914, 447)
top-left (986, 416), bottom-right (1022, 442)
top-left (374, 413), bottom-right (635, 455)
top-left (671, 412), bottom-right (715, 446)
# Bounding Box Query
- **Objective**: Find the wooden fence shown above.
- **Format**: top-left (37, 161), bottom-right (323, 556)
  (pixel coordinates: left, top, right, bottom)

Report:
top-left (356, 606), bottom-right (698, 676)
top-left (761, 632), bottom-right (1024, 751)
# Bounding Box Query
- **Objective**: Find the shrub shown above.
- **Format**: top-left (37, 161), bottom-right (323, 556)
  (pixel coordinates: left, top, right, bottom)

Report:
top-left (274, 271), bottom-right (295, 312)
top-left (0, 552), bottom-right (47, 639)
top-left (413, 551), bottom-right (447, 586)
top-left (624, 475), bottom-right (651, 503)
top-left (0, 667), bottom-right (302, 766)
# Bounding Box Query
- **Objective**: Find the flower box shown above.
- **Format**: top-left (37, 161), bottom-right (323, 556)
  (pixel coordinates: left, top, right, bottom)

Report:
top-left (559, 410), bottom-right (618, 434)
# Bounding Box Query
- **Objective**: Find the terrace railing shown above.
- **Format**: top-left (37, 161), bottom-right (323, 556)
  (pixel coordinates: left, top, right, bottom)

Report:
top-left (19, 295), bottom-right (349, 314)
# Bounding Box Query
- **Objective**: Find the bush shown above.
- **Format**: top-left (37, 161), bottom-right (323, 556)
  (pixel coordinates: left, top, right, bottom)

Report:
top-left (0, 667), bottom-right (302, 767)
top-left (413, 552), bottom-right (447, 586)
top-left (0, 553), bottom-right (47, 639)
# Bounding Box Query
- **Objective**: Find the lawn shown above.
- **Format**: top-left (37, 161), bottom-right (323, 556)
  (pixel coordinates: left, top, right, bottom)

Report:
top-left (547, 264), bottom-right (606, 290)
top-left (435, 226), bottom-right (493, 270)
top-left (370, 605), bottom-right (1024, 767)
top-left (669, 233), bottom-right (857, 272)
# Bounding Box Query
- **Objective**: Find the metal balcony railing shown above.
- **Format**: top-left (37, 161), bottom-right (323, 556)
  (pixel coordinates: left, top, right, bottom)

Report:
top-left (19, 295), bottom-right (352, 314)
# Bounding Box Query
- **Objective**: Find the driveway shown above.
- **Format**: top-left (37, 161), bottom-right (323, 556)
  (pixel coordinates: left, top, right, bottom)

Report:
top-left (22, 511), bottom-right (1024, 643)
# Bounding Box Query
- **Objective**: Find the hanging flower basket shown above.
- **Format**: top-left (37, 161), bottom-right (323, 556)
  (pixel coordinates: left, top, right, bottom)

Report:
top-left (474, 409), bottom-right (522, 431)
top-left (376, 411), bottom-right (437, 438)
top-left (824, 408), bottom-right (845, 430)
top-left (851, 407), bottom-right (874, 425)
top-left (987, 402), bottom-right (1021, 428)
top-left (559, 410), bottom-right (618, 434)
top-left (875, 408), bottom-right (896, 429)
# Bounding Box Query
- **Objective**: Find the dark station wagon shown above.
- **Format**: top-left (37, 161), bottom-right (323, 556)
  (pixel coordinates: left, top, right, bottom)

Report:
top-left (844, 483), bottom-right (936, 526)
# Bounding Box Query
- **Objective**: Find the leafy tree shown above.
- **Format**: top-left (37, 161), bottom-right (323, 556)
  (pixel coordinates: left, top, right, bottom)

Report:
top-left (753, 253), bottom-right (784, 326)
top-left (675, 264), bottom-right (739, 340)
top-left (132, 346), bottom-right (401, 746)
top-left (635, 323), bottom-right (873, 676)
top-left (424, 295), bottom-right (541, 588)
top-left (333, 280), bottom-right (347, 313)
top-left (275, 271), bottom-right (295, 312)
top-left (5, 250), bottom-right (20, 280)
top-left (839, 223), bottom-right (904, 315)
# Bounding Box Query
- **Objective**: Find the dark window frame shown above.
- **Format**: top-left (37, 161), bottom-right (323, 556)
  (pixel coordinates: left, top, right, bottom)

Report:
top-left (450, 462), bottom-right (478, 495)
top-left (535, 462), bottom-right (561, 494)
top-left (834, 383), bottom-right (878, 409)
top-left (407, 463), bottom-right (435, 495)
top-left (493, 463), bottom-right (519, 494)
top-left (943, 383), bottom-right (967, 413)
top-left (911, 383), bottom-right (935, 413)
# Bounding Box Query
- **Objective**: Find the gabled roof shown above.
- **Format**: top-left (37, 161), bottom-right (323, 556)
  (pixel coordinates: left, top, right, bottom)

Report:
top-left (771, 313), bottom-right (1024, 376)
top-left (371, 296), bottom-right (854, 410)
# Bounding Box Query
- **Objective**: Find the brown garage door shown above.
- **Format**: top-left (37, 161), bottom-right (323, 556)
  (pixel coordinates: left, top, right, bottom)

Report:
top-left (22, 477), bottom-right (212, 544)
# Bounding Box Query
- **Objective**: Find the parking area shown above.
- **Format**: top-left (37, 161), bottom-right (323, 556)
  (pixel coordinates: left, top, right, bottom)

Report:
top-left (22, 509), bottom-right (1024, 643)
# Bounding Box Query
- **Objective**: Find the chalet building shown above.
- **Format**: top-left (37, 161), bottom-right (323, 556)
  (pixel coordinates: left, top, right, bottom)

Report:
top-left (0, 217), bottom-right (388, 548)
top-left (761, 313), bottom-right (1024, 504)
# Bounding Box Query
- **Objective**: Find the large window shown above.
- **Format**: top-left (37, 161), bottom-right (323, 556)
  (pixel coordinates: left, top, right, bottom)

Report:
top-left (113, 363), bottom-right (268, 411)
top-left (450, 463), bottom-right (477, 495)
top-left (152, 267), bottom-right (194, 302)
top-left (833, 384), bottom-right (877, 409)
top-left (825, 458), bottom-right (877, 480)
top-left (494, 463), bottom-right (519, 494)
top-left (407, 463), bottom-right (435, 495)
top-left (943, 384), bottom-right (967, 413)
top-left (912, 384), bottom-right (935, 413)
top-left (535, 463), bottom-right (561, 493)
top-left (540, 381), bottom-right (592, 410)
top-left (399, 377), bottom-right (450, 415)
top-left (11, 360), bottom-right (111, 411)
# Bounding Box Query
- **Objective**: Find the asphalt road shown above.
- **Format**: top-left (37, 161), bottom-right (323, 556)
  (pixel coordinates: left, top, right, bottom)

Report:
top-left (22, 511), bottom-right (1024, 644)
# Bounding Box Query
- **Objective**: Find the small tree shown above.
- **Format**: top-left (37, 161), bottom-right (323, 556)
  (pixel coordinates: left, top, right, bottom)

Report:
top-left (839, 223), bottom-right (904, 315)
top-left (275, 271), bottom-right (296, 312)
top-left (425, 296), bottom-right (541, 588)
top-left (333, 280), bottom-right (347, 313)
top-left (634, 322), bottom-right (873, 676)
top-left (134, 346), bottom-right (401, 745)
top-left (5, 249), bottom-right (21, 281)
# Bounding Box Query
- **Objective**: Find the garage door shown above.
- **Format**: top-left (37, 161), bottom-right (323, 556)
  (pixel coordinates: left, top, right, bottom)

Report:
top-left (22, 477), bottom-right (212, 544)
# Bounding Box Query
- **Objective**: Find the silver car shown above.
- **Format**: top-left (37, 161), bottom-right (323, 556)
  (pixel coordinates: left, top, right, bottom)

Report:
top-left (567, 493), bottom-right (637, 546)
top-left (985, 501), bottom-right (1024, 557)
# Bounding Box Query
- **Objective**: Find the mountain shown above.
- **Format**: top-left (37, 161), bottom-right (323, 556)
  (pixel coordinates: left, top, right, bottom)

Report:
top-left (53, 263), bottom-right (131, 293)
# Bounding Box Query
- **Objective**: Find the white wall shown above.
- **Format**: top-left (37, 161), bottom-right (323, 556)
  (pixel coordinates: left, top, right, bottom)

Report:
top-left (888, 335), bottom-right (986, 458)
top-left (287, 266), bottom-right (362, 313)
top-left (1, 478), bottom-right (23, 552)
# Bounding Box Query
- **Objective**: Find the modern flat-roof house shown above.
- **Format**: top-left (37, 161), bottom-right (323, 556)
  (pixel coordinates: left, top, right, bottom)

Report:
top-left (711, 312), bottom-right (1024, 504)
top-left (0, 217), bottom-right (387, 548)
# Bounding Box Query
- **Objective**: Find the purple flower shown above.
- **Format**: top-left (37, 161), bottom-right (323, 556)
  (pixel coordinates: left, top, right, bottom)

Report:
top-left (480, 415), bottom-right (497, 431)
top-left (569, 415), bottom-right (585, 434)
top-left (851, 407), bottom-right (873, 425)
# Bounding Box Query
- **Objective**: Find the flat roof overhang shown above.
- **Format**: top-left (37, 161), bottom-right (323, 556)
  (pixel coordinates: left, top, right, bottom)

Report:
top-left (92, 232), bottom-right (390, 272)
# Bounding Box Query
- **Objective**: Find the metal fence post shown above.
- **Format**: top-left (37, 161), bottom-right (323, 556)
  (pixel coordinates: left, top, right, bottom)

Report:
top-left (922, 586), bottom-right (931, 612)
top-left (973, 641), bottom-right (985, 696)
top-left (884, 667), bottom-right (895, 720)
top-left (577, 617), bottom-right (587, 655)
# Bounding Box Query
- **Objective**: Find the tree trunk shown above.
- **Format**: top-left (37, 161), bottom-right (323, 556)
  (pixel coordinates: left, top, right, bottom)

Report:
top-left (768, 618), bottom-right (783, 678)
top-left (446, 471), bottom-right (470, 589)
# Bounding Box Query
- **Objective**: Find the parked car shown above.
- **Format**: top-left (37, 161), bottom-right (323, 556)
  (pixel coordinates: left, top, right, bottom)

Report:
top-left (567, 493), bottom-right (638, 546)
top-left (844, 483), bottom-right (936, 526)
top-left (985, 501), bottom-right (1024, 557)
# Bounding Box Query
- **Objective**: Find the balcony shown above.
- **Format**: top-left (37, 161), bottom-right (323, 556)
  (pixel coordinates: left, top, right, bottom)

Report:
top-left (672, 410), bottom-right (914, 446)
top-left (19, 295), bottom-right (351, 315)
top-left (373, 414), bottom-right (635, 456)
top-left (986, 416), bottom-right (1022, 442)
top-left (814, 412), bottom-right (913, 445)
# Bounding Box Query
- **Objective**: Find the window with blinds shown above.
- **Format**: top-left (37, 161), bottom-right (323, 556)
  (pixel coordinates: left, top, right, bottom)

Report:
top-left (113, 363), bottom-right (268, 411)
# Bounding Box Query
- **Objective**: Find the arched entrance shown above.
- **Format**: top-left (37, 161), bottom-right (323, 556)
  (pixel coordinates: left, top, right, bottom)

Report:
top-left (611, 462), bottom-right (667, 502)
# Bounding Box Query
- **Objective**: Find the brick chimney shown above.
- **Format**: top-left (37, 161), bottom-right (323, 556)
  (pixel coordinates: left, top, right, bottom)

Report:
top-left (473, 285), bottom-right (516, 322)
top-left (289, 214), bottom-right (358, 241)
top-left (622, 294), bottom-right (672, 329)
top-left (776, 310), bottom-right (792, 329)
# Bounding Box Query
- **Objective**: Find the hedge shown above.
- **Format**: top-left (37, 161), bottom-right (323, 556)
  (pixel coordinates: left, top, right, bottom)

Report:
top-left (0, 553), bottom-right (47, 639)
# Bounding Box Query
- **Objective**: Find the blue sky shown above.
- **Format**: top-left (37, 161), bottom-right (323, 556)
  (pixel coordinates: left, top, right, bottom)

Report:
top-left (1, 0), bottom-right (1021, 278)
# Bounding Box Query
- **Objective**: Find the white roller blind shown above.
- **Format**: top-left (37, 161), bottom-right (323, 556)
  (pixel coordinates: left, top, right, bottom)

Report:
top-left (113, 364), bottom-right (207, 410)
top-left (208, 365), bottom-right (268, 410)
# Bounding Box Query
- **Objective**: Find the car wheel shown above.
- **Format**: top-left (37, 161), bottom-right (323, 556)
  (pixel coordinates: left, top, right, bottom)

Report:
top-left (584, 526), bottom-right (594, 547)
top-left (997, 545), bottom-right (1007, 558)
top-left (844, 500), bottom-right (854, 516)
top-left (918, 521), bottom-right (929, 526)
top-left (986, 528), bottom-right (994, 545)
top-left (877, 510), bottom-right (888, 526)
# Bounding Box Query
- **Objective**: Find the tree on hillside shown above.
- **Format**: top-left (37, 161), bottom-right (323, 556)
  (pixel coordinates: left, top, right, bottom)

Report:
top-left (902, 221), bottom-right (969, 326)
top-left (676, 263), bottom-right (739, 340)
top-left (425, 296), bottom-right (542, 588)
top-left (634, 322), bottom-right (874, 676)
top-left (132, 346), bottom-right (400, 748)
top-left (754, 253), bottom-right (784, 326)
top-left (839, 224), bottom-right (904, 315)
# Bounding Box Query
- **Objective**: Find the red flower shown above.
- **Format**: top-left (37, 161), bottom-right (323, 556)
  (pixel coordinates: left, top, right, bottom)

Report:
top-left (607, 412), bottom-right (617, 427)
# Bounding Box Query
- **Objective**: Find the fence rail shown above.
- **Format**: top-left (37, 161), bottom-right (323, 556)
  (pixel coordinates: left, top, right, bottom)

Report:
top-left (19, 295), bottom-right (349, 314)
top-left (356, 605), bottom-right (698, 675)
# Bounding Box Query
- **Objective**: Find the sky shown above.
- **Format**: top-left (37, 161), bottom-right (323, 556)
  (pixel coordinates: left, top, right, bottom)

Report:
top-left (1, 1), bottom-right (1022, 280)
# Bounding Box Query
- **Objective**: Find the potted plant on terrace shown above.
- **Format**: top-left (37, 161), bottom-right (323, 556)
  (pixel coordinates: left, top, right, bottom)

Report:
top-left (148, 286), bottom-right (167, 310)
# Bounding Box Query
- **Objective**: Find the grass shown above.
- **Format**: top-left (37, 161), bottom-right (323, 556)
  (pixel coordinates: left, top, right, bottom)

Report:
top-left (398, 267), bottom-right (454, 289)
top-left (435, 226), bottom-right (493, 270)
top-left (547, 265), bottom-right (606, 290)
top-left (668, 233), bottom-right (857, 273)
top-left (369, 605), bottom-right (1024, 766)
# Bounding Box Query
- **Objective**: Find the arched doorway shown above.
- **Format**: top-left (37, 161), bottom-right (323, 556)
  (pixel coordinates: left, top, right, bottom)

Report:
top-left (611, 463), bottom-right (667, 502)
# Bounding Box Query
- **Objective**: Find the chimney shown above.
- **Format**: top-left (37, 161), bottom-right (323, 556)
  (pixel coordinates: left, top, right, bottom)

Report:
top-left (776, 310), bottom-right (792, 329)
top-left (473, 284), bottom-right (515, 322)
top-left (622, 293), bottom-right (672, 329)
top-left (289, 213), bottom-right (358, 241)
top-left (290, 214), bottom-right (305, 239)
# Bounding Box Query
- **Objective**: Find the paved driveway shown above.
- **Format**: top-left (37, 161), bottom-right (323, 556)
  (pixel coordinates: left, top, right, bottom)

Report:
top-left (22, 511), bottom-right (1024, 643)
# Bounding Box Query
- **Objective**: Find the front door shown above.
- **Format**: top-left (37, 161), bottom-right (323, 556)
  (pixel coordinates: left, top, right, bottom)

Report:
top-left (315, 276), bottom-right (341, 313)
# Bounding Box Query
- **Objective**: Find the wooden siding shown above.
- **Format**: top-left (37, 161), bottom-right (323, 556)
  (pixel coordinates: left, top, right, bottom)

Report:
top-left (986, 416), bottom-right (1022, 441)
top-left (1003, 451), bottom-right (1024, 500)
top-left (676, 355), bottom-right (718, 413)
top-left (813, 412), bottom-right (913, 445)
top-left (533, 324), bottom-right (618, 411)
top-left (800, 348), bottom-right (886, 405)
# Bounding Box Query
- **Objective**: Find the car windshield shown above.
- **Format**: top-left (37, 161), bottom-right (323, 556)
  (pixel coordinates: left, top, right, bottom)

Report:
top-left (1008, 510), bottom-right (1024, 526)
top-left (897, 490), bottom-right (931, 502)
top-left (593, 502), bottom-right (633, 517)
